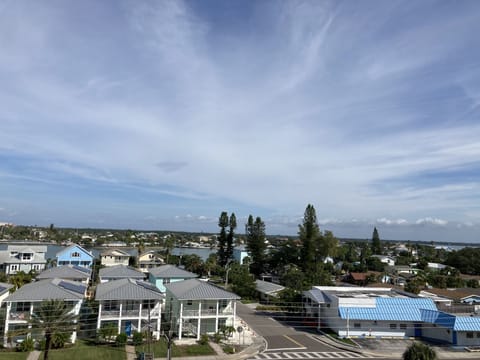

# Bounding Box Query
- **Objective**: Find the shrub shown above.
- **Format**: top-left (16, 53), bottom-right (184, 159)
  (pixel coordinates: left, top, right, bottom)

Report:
top-left (17, 336), bottom-right (34, 352)
top-left (213, 332), bottom-right (222, 343)
top-left (115, 333), bottom-right (128, 347)
top-left (223, 345), bottom-right (235, 354)
top-left (51, 331), bottom-right (70, 349)
top-left (132, 331), bottom-right (143, 346)
top-left (198, 334), bottom-right (209, 345)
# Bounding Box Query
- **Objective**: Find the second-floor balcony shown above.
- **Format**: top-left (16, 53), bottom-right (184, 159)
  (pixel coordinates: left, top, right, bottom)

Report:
top-left (182, 308), bottom-right (234, 317)
top-left (9, 311), bottom-right (30, 321)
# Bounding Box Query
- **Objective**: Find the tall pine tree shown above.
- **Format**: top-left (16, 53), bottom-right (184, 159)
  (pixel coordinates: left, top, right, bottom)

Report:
top-left (299, 204), bottom-right (320, 274)
top-left (217, 212), bottom-right (229, 267)
top-left (226, 213), bottom-right (236, 263)
top-left (371, 227), bottom-right (382, 254)
top-left (246, 215), bottom-right (267, 277)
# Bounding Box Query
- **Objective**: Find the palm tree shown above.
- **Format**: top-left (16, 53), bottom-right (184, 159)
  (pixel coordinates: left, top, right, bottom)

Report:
top-left (403, 342), bottom-right (437, 360)
top-left (30, 299), bottom-right (78, 360)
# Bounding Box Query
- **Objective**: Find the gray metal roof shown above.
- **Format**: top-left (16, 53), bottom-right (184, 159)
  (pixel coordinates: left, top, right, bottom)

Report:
top-left (255, 280), bottom-right (285, 295)
top-left (6, 278), bottom-right (86, 302)
top-left (7, 245), bottom-right (48, 253)
top-left (99, 265), bottom-right (145, 279)
top-left (303, 288), bottom-right (331, 304)
top-left (149, 264), bottom-right (197, 279)
top-left (165, 279), bottom-right (240, 300)
top-left (37, 265), bottom-right (92, 280)
top-left (95, 278), bottom-right (164, 301)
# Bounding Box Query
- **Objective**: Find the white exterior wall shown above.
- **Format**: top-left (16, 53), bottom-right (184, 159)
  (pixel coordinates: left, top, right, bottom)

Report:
top-left (456, 331), bottom-right (480, 346)
top-left (100, 255), bottom-right (129, 267)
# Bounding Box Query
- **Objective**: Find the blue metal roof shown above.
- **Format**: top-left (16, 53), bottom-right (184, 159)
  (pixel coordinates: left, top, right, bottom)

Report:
top-left (421, 309), bottom-right (480, 331)
top-left (339, 298), bottom-right (437, 322)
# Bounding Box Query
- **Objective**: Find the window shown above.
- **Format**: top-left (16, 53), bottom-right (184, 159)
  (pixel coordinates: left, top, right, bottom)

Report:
top-left (354, 323), bottom-right (361, 328)
top-left (11, 265), bottom-right (18, 271)
top-left (390, 324), bottom-right (397, 329)
top-left (400, 324), bottom-right (407, 330)
top-left (143, 300), bottom-right (154, 309)
top-left (125, 301), bottom-right (136, 311)
top-left (220, 300), bottom-right (228, 308)
top-left (71, 252), bottom-right (81, 258)
top-left (15, 302), bottom-right (31, 312)
top-left (187, 300), bottom-right (193, 306)
top-left (104, 300), bottom-right (119, 311)
top-left (22, 253), bottom-right (32, 261)
top-left (218, 318), bottom-right (226, 328)
top-left (164, 278), bottom-right (171, 284)
top-left (467, 332), bottom-right (474, 339)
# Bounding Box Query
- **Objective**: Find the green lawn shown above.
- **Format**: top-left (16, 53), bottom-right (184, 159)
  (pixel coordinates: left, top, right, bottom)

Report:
top-left (137, 339), bottom-right (215, 357)
top-left (0, 351), bottom-right (28, 360)
top-left (44, 340), bottom-right (126, 360)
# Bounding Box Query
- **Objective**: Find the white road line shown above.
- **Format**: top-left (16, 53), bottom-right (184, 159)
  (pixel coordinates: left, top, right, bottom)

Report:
top-left (250, 351), bottom-right (365, 360)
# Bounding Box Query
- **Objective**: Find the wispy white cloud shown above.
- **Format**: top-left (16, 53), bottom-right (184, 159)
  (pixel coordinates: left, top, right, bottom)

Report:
top-left (0, 0), bottom-right (480, 240)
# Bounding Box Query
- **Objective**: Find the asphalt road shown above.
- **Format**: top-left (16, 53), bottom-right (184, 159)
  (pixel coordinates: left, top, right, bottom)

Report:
top-left (237, 303), bottom-right (379, 359)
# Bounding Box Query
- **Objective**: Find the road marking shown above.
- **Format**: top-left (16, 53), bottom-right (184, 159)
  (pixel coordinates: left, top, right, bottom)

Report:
top-left (283, 335), bottom-right (305, 348)
top-left (250, 351), bottom-right (365, 359)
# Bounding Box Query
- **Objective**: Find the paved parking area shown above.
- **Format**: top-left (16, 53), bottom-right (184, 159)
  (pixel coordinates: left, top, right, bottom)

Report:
top-left (354, 338), bottom-right (415, 354)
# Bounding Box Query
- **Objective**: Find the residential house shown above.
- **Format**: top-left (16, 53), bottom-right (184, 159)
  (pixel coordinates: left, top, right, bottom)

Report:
top-left (3, 278), bottom-right (85, 346)
top-left (165, 279), bottom-right (240, 340)
top-left (255, 280), bottom-right (285, 303)
top-left (99, 265), bottom-right (145, 283)
top-left (0, 246), bottom-right (47, 275)
top-left (371, 255), bottom-right (395, 267)
top-left (148, 265), bottom-right (197, 292)
top-left (95, 278), bottom-right (163, 339)
top-left (100, 249), bottom-right (131, 267)
top-left (303, 286), bottom-right (437, 338)
top-left (56, 244), bottom-right (93, 268)
top-left (138, 251), bottom-right (164, 273)
top-left (36, 265), bottom-right (92, 284)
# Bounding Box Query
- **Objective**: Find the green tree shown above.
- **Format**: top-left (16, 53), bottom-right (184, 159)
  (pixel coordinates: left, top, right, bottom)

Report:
top-left (403, 342), bottom-right (437, 360)
top-left (228, 262), bottom-right (255, 298)
top-left (317, 230), bottom-right (338, 259)
top-left (246, 215), bottom-right (267, 277)
top-left (226, 213), bottom-right (237, 264)
top-left (182, 254), bottom-right (204, 275)
top-left (217, 212), bottom-right (229, 267)
top-left (371, 227), bottom-right (382, 254)
top-left (299, 204), bottom-right (320, 275)
top-left (205, 253), bottom-right (219, 277)
top-left (30, 299), bottom-right (78, 360)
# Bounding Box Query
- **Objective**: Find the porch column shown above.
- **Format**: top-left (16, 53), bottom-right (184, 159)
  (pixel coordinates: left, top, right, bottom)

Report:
top-left (215, 300), bottom-right (219, 333)
top-left (156, 301), bottom-right (161, 340)
top-left (97, 303), bottom-right (102, 330)
top-left (4, 302), bottom-right (11, 347)
top-left (232, 300), bottom-right (236, 329)
top-left (118, 302), bottom-right (123, 334)
top-left (197, 302), bottom-right (202, 340)
top-left (178, 302), bottom-right (183, 340)
top-left (137, 303), bottom-right (142, 332)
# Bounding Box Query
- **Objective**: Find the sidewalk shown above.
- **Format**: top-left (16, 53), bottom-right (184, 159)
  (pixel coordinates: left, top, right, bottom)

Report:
top-left (26, 350), bottom-right (41, 360)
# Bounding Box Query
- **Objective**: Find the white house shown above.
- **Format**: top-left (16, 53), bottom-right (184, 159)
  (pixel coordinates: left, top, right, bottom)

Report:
top-left (95, 278), bottom-right (164, 339)
top-left (0, 282), bottom-right (13, 306)
top-left (233, 246), bottom-right (249, 265)
top-left (165, 279), bottom-right (240, 340)
top-left (371, 255), bottom-right (395, 266)
top-left (0, 246), bottom-right (47, 275)
top-left (138, 251), bottom-right (164, 273)
top-left (100, 249), bottom-right (131, 267)
top-left (3, 278), bottom-right (85, 347)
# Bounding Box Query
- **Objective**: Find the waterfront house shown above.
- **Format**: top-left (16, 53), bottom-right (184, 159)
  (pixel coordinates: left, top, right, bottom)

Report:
top-left (0, 246), bottom-right (47, 275)
top-left (148, 265), bottom-right (197, 292)
top-left (100, 249), bottom-right (131, 267)
top-left (138, 251), bottom-right (164, 273)
top-left (95, 278), bottom-right (163, 339)
top-left (0, 282), bottom-right (13, 306)
top-left (255, 280), bottom-right (285, 303)
top-left (3, 278), bottom-right (85, 347)
top-left (56, 244), bottom-right (93, 268)
top-left (165, 279), bottom-right (240, 340)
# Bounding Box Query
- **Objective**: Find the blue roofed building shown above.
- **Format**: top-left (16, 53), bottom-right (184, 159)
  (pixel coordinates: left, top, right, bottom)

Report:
top-left (420, 308), bottom-right (480, 346)
top-left (303, 286), bottom-right (437, 338)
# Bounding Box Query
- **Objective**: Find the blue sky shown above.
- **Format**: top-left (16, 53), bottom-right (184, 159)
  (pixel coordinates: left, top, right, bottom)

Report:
top-left (1, 0), bottom-right (480, 242)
